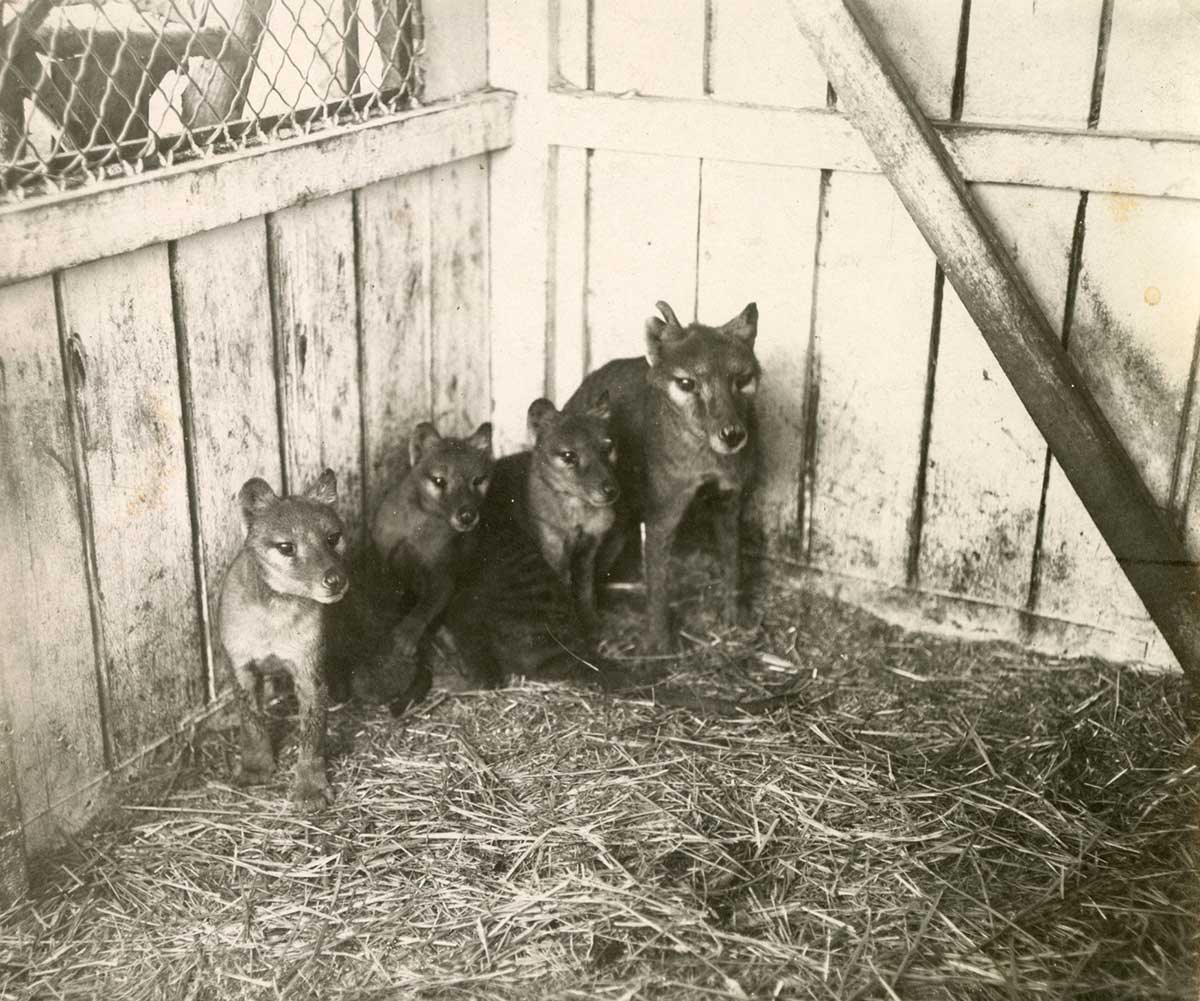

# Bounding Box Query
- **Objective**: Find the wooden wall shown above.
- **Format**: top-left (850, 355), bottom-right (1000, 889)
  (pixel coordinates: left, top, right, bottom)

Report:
top-left (0, 5), bottom-right (501, 866)
top-left (522, 0), bottom-right (1200, 669)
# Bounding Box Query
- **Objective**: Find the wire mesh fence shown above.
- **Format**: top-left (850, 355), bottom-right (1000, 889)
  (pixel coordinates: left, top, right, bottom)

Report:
top-left (0, 0), bottom-right (422, 202)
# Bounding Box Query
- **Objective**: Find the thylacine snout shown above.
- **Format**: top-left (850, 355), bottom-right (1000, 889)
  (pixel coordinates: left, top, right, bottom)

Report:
top-left (528, 395), bottom-right (621, 509)
top-left (240, 471), bottom-right (349, 604)
top-left (652, 300), bottom-right (759, 457)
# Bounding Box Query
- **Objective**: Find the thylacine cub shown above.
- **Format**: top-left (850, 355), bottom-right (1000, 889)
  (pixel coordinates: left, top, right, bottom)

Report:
top-left (565, 300), bottom-right (759, 652)
top-left (524, 394), bottom-right (619, 632)
top-left (355, 421), bottom-right (492, 702)
top-left (217, 469), bottom-right (348, 809)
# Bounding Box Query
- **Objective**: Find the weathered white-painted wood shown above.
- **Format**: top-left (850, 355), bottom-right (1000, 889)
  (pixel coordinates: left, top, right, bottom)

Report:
top-left (59, 246), bottom-right (204, 760)
top-left (430, 155), bottom-right (491, 435)
top-left (0, 92), bottom-right (514, 289)
top-left (1036, 195), bottom-right (1200, 639)
top-left (172, 218), bottom-right (281, 695)
top-left (487, 0), bottom-right (551, 452)
top-left (961, 0), bottom-right (1103, 129)
top-left (807, 171), bottom-right (936, 583)
top-left (592, 0), bottom-right (704, 98)
top-left (586, 150), bottom-right (700, 366)
top-left (848, 0), bottom-right (962, 118)
top-left (695, 160), bottom-right (821, 548)
top-left (709, 0), bottom-right (827, 107)
top-left (919, 186), bottom-right (1079, 606)
top-left (270, 195), bottom-right (364, 536)
top-left (422, 0), bottom-right (488, 99)
top-left (551, 0), bottom-right (588, 87)
top-left (544, 91), bottom-right (1200, 202)
top-left (357, 171), bottom-right (432, 514)
top-left (0, 277), bottom-right (105, 852)
top-left (0, 719), bottom-right (26, 903)
top-left (1100, 2), bottom-right (1200, 137)
top-left (548, 146), bottom-right (588, 405)
top-left (786, 0), bottom-right (1200, 679)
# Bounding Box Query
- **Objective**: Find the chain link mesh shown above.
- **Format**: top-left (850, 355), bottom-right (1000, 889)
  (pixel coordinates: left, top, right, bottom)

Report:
top-left (0, 0), bottom-right (422, 202)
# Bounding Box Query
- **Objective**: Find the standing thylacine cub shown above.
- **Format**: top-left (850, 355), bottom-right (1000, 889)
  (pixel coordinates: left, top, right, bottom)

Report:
top-left (217, 469), bottom-right (348, 809)
top-left (524, 394), bottom-right (619, 632)
top-left (361, 421), bottom-right (492, 700)
top-left (564, 300), bottom-right (760, 652)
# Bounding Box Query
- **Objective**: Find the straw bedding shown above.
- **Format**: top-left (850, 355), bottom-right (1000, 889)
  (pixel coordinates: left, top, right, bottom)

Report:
top-left (1, 557), bottom-right (1197, 1000)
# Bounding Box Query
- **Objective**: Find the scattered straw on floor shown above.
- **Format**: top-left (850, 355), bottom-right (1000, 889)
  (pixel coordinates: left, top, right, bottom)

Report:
top-left (1, 559), bottom-right (1197, 1000)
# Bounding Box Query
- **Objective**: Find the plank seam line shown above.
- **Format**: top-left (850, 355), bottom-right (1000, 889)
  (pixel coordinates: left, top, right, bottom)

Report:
top-left (264, 213), bottom-right (290, 495)
top-left (798, 168), bottom-right (830, 564)
top-left (905, 264), bottom-right (945, 590)
top-left (352, 188), bottom-right (370, 535)
top-left (167, 240), bottom-right (216, 704)
top-left (54, 272), bottom-right (115, 771)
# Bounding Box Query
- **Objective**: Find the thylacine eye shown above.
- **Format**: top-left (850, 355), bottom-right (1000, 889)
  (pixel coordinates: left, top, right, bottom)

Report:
top-left (429, 475), bottom-right (446, 489)
top-left (274, 541), bottom-right (296, 557)
top-left (735, 372), bottom-right (757, 392)
top-left (600, 438), bottom-right (614, 453)
top-left (472, 475), bottom-right (489, 490)
top-left (560, 450), bottom-right (578, 466)
top-left (326, 531), bottom-right (342, 547)
top-left (674, 376), bottom-right (696, 393)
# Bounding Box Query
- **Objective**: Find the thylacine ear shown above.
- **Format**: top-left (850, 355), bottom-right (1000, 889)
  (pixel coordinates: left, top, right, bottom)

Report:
top-left (409, 421), bottom-right (441, 468)
top-left (238, 477), bottom-right (277, 531)
top-left (645, 300), bottom-right (683, 367)
top-left (585, 389), bottom-right (611, 423)
top-left (722, 302), bottom-right (758, 346)
top-left (527, 398), bottom-right (558, 441)
top-left (304, 468), bottom-right (338, 507)
top-left (466, 421), bottom-right (493, 456)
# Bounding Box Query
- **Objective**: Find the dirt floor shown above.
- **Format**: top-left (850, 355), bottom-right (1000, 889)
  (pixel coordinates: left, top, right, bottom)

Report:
top-left (0, 557), bottom-right (1197, 1000)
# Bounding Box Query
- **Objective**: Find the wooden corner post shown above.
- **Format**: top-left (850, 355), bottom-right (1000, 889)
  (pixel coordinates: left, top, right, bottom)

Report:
top-left (786, 0), bottom-right (1200, 682)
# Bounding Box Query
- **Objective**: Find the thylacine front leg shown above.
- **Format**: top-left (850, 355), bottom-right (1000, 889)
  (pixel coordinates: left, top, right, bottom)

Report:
top-left (223, 649), bottom-right (274, 785)
top-left (290, 650), bottom-right (331, 808)
top-left (713, 488), bottom-right (744, 628)
top-left (392, 569), bottom-right (456, 659)
top-left (642, 491), bottom-right (693, 653)
top-left (571, 534), bottom-right (602, 633)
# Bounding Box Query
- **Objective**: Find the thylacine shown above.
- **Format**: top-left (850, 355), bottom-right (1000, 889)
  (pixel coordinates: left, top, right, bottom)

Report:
top-left (352, 421), bottom-right (493, 705)
top-left (522, 394), bottom-right (619, 632)
top-left (216, 470), bottom-right (348, 809)
top-left (565, 300), bottom-right (760, 652)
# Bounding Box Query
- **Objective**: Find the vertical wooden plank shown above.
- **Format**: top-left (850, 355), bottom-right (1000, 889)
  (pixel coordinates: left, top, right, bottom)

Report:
top-left (357, 171), bottom-right (432, 513)
top-left (487, 0), bottom-right (551, 452)
top-left (919, 187), bottom-right (1079, 607)
top-left (807, 172), bottom-right (937, 583)
top-left (548, 146), bottom-right (588, 404)
top-left (0, 278), bottom-right (104, 851)
top-left (1099, 3), bottom-right (1200, 136)
top-left (710, 0), bottom-right (827, 107)
top-left (695, 160), bottom-right (821, 547)
top-left (592, 0), bottom-right (705, 98)
top-left (430, 154), bottom-right (491, 434)
top-left (961, 0), bottom-right (1104, 128)
top-left (586, 151), bottom-right (700, 365)
top-left (59, 246), bottom-right (204, 761)
top-left (270, 194), bottom-right (364, 535)
top-left (847, 0), bottom-right (963, 118)
top-left (0, 718), bottom-right (27, 904)
top-left (552, 0), bottom-right (589, 87)
top-left (1036, 196), bottom-right (1200, 637)
top-left (173, 218), bottom-right (281, 695)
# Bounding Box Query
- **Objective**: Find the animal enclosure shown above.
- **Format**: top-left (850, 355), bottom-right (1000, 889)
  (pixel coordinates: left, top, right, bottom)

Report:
top-left (2, 0), bottom-right (1200, 994)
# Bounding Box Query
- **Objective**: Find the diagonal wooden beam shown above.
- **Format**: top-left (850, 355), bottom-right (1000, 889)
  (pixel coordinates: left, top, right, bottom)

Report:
top-left (786, 0), bottom-right (1200, 681)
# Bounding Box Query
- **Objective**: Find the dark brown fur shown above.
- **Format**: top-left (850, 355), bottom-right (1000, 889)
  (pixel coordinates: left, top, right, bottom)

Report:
top-left (353, 421), bottom-right (493, 705)
top-left (524, 395), bottom-right (619, 631)
top-left (565, 300), bottom-right (760, 651)
top-left (216, 469), bottom-right (348, 809)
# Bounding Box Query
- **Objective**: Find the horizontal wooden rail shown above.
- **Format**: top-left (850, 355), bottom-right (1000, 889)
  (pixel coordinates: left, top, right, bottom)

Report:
top-left (546, 89), bottom-right (1200, 202)
top-left (0, 89), bottom-right (514, 287)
